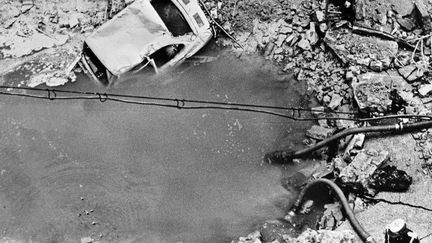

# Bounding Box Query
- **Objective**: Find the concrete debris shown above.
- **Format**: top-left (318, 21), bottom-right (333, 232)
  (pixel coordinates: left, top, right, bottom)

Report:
top-left (291, 228), bottom-right (355, 243)
top-left (418, 84), bottom-right (432, 97)
top-left (318, 202), bottom-right (344, 230)
top-left (259, 220), bottom-right (296, 243)
top-left (297, 38), bottom-right (311, 51)
top-left (338, 149), bottom-right (389, 195)
top-left (233, 231), bottom-right (262, 243)
top-left (414, 0), bottom-right (432, 33)
top-left (398, 65), bottom-right (425, 82)
top-left (352, 72), bottom-right (412, 114)
top-left (306, 125), bottom-right (335, 140)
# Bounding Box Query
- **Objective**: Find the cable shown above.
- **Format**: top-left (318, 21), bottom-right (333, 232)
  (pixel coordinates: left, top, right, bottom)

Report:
top-left (1, 86), bottom-right (432, 123)
top-left (288, 178), bottom-right (376, 243)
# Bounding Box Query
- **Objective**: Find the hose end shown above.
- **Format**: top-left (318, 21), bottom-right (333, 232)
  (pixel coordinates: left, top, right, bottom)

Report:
top-left (264, 150), bottom-right (295, 164)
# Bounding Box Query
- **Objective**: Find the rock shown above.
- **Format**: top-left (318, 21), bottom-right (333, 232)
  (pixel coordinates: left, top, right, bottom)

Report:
top-left (299, 200), bottom-right (314, 214)
top-left (315, 10), bottom-right (325, 22)
top-left (80, 237), bottom-right (94, 243)
top-left (355, 0), bottom-right (366, 20)
top-left (295, 229), bottom-right (355, 243)
top-left (69, 15), bottom-right (80, 28)
top-left (397, 15), bottom-right (418, 31)
top-left (338, 149), bottom-right (390, 194)
top-left (418, 84), bottom-right (432, 97)
top-left (275, 34), bottom-right (286, 47)
top-left (328, 93), bottom-right (343, 110)
top-left (306, 125), bottom-right (335, 140)
top-left (343, 133), bottom-right (365, 158)
top-left (398, 65), bottom-right (424, 82)
top-left (305, 23), bottom-right (319, 46)
top-left (415, 0), bottom-right (432, 33)
top-left (319, 203), bottom-right (344, 230)
top-left (369, 165), bottom-right (412, 192)
top-left (345, 71), bottom-right (354, 81)
top-left (369, 60), bottom-right (383, 71)
top-left (259, 220), bottom-right (295, 243)
top-left (234, 231), bottom-right (262, 243)
top-left (392, 0), bottom-right (415, 17)
top-left (297, 38), bottom-right (311, 51)
top-left (21, 0), bottom-right (34, 13)
top-left (279, 25), bottom-right (293, 34)
top-left (319, 22), bottom-right (328, 33)
top-left (352, 72), bottom-right (411, 113)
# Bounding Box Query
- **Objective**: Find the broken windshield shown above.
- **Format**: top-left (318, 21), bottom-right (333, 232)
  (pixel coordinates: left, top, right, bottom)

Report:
top-left (151, 0), bottom-right (192, 36)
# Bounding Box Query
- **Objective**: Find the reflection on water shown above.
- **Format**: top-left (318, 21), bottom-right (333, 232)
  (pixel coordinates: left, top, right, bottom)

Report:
top-left (0, 55), bottom-right (312, 242)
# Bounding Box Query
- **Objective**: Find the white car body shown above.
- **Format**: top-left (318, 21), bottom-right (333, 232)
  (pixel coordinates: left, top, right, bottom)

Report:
top-left (80, 0), bottom-right (213, 85)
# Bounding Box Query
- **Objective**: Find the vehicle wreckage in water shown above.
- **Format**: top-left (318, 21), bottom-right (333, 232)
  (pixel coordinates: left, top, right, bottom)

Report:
top-left (77, 0), bottom-right (213, 86)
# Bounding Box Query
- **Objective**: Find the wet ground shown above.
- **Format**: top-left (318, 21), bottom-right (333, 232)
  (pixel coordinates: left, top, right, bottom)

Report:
top-left (0, 54), bottom-right (312, 242)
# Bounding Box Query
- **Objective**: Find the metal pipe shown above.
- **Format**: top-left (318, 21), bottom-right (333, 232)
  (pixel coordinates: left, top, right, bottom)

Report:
top-left (289, 178), bottom-right (377, 243)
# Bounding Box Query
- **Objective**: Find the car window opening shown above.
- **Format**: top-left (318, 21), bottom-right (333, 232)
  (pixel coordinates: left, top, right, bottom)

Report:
top-left (82, 43), bottom-right (110, 85)
top-left (151, 0), bottom-right (192, 36)
top-left (150, 44), bottom-right (185, 67)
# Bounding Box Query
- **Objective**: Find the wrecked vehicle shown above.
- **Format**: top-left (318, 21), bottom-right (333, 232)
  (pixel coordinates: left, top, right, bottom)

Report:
top-left (79, 0), bottom-right (213, 86)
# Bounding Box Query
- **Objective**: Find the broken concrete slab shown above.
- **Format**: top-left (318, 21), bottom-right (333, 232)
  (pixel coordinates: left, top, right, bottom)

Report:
top-left (352, 72), bottom-right (412, 113)
top-left (398, 65), bottom-right (424, 82)
top-left (338, 149), bottom-right (389, 195)
top-left (306, 125), bottom-right (335, 140)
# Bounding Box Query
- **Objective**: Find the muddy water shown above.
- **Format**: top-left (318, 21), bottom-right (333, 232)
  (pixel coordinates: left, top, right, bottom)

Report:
top-left (0, 55), bottom-right (312, 242)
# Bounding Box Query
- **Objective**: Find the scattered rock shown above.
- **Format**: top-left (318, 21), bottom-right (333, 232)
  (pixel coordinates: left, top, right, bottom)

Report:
top-left (293, 229), bottom-right (355, 243)
top-left (318, 202), bottom-right (344, 230)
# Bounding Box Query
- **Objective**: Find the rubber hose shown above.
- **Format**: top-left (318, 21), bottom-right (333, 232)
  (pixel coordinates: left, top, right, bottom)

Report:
top-left (292, 178), bottom-right (377, 243)
top-left (293, 120), bottom-right (432, 158)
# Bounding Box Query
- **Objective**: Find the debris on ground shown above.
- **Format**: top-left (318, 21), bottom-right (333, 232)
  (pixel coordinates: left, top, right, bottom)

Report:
top-left (369, 165), bottom-right (413, 192)
top-left (336, 149), bottom-right (389, 195)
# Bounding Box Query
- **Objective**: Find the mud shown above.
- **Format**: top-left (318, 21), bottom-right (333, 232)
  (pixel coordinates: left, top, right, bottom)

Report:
top-left (0, 55), bottom-right (312, 242)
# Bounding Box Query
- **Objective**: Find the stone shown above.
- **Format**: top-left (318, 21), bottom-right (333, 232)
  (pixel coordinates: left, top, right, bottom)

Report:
top-left (355, 0), bottom-right (366, 20)
top-left (352, 72), bottom-right (411, 113)
top-left (328, 93), bottom-right (343, 110)
top-left (295, 229), bottom-right (355, 243)
top-left (398, 65), bottom-right (424, 82)
top-left (397, 16), bottom-right (418, 31)
top-left (415, 0), bottom-right (432, 33)
top-left (315, 10), bottom-right (325, 22)
top-left (279, 25), bottom-right (293, 34)
top-left (80, 237), bottom-right (94, 243)
top-left (297, 38), bottom-right (311, 51)
top-left (235, 231), bottom-right (262, 243)
top-left (259, 220), bottom-right (295, 243)
top-left (418, 84), bottom-right (432, 97)
top-left (275, 34), bottom-right (286, 47)
top-left (369, 60), bottom-right (383, 72)
top-left (305, 22), bottom-right (319, 46)
top-left (346, 71), bottom-right (354, 81)
top-left (338, 149), bottom-right (389, 194)
top-left (69, 15), bottom-right (80, 28)
top-left (319, 202), bottom-right (344, 230)
top-left (306, 125), bottom-right (335, 140)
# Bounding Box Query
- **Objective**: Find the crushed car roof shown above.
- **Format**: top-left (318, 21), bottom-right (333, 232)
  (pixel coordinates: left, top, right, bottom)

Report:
top-left (85, 0), bottom-right (171, 75)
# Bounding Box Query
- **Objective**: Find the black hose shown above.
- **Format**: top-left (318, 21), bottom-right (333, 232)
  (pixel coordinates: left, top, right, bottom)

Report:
top-left (290, 178), bottom-right (377, 243)
top-left (265, 120), bottom-right (432, 164)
